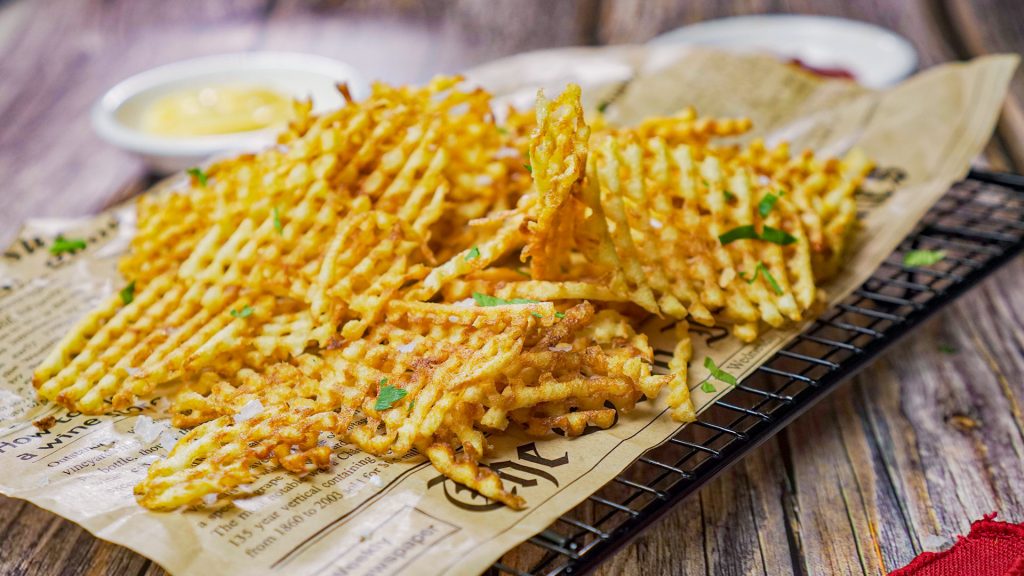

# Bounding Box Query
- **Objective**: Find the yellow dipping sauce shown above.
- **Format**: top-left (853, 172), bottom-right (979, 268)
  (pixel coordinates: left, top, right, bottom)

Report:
top-left (141, 85), bottom-right (294, 137)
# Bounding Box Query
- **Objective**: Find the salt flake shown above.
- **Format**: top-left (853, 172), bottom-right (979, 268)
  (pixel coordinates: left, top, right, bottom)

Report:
top-left (134, 416), bottom-right (164, 445)
top-left (158, 431), bottom-right (179, 452)
top-left (234, 399), bottom-right (264, 424)
top-left (397, 342), bottom-right (415, 353)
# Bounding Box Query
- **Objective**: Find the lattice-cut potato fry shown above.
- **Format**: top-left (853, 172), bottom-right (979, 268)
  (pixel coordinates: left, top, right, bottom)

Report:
top-left (40, 74), bottom-right (867, 511)
top-left (522, 85), bottom-right (590, 280)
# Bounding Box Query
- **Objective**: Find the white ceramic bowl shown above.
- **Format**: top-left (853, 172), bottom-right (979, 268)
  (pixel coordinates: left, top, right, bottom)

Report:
top-left (650, 15), bottom-right (918, 88)
top-left (92, 52), bottom-right (368, 173)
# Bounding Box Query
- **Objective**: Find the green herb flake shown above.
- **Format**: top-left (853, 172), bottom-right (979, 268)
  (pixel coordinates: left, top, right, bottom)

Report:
top-left (186, 167), bottom-right (208, 187)
top-left (724, 190), bottom-right (737, 201)
top-left (531, 312), bottom-right (543, 318)
top-left (523, 163), bottom-right (533, 174)
top-left (759, 226), bottom-right (797, 246)
top-left (700, 380), bottom-right (717, 394)
top-left (497, 126), bottom-right (509, 135)
top-left (273, 206), bottom-right (283, 233)
top-left (555, 312), bottom-right (566, 319)
top-left (230, 305), bottom-right (254, 319)
top-left (49, 235), bottom-right (87, 255)
top-left (702, 179), bottom-right (710, 188)
top-left (938, 344), bottom-right (957, 355)
top-left (597, 100), bottom-right (610, 114)
top-left (408, 399), bottom-right (416, 411)
top-left (758, 193), bottom-right (779, 218)
top-left (704, 356), bottom-right (737, 386)
top-left (719, 224), bottom-right (795, 246)
top-left (742, 262), bottom-right (784, 295)
top-left (718, 225), bottom-right (760, 245)
top-left (465, 246), bottom-right (481, 261)
top-left (903, 249), bottom-right (946, 267)
top-left (760, 266), bottom-right (783, 295)
top-left (514, 268), bottom-right (532, 278)
top-left (472, 292), bottom-right (539, 307)
top-left (374, 385), bottom-right (408, 411)
top-left (119, 280), bottom-right (136, 305)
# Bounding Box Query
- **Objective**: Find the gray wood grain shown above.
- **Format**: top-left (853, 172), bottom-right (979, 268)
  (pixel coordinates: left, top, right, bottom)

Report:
top-left (1, 1), bottom-right (1023, 575)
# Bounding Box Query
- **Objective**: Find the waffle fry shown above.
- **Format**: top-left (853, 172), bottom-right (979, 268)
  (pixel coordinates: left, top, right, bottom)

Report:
top-left (35, 75), bottom-right (868, 511)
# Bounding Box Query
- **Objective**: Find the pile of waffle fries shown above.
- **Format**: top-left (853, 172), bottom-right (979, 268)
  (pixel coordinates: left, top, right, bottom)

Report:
top-left (32, 77), bottom-right (871, 510)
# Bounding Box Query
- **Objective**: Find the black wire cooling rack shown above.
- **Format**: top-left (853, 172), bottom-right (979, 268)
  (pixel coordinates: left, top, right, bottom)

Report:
top-left (489, 169), bottom-right (1024, 576)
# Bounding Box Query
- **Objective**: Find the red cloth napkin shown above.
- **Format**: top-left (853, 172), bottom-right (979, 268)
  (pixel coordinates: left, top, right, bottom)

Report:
top-left (890, 515), bottom-right (1024, 576)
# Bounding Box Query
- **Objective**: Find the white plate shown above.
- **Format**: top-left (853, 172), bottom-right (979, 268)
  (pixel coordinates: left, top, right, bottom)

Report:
top-left (650, 15), bottom-right (917, 88)
top-left (92, 52), bottom-right (367, 173)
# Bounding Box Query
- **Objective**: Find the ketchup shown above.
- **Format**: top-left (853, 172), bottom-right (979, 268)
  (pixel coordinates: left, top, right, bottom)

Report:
top-left (787, 57), bottom-right (857, 81)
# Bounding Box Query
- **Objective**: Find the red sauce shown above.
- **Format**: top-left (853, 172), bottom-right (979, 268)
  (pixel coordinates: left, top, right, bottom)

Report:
top-left (787, 57), bottom-right (857, 81)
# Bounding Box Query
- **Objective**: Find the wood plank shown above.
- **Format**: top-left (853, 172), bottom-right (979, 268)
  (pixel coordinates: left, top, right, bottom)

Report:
top-left (0, 0), bottom-right (272, 246)
top-left (3, 1), bottom-right (1024, 575)
top-left (595, 438), bottom-right (796, 576)
top-left (259, 0), bottom-right (598, 84)
top-left (596, 0), bottom-right (960, 68)
top-left (0, 498), bottom-right (152, 576)
top-left (945, 0), bottom-right (1024, 169)
top-left (592, 2), bottom-right (1022, 574)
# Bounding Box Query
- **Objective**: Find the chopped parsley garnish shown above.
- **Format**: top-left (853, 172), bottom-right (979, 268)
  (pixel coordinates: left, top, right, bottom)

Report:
top-left (465, 246), bottom-right (480, 261)
top-left (186, 167), bottom-right (208, 187)
top-left (759, 226), bottom-right (797, 245)
top-left (704, 356), bottom-right (737, 386)
top-left (374, 384), bottom-right (407, 411)
top-left (740, 262), bottom-right (783, 295)
top-left (273, 206), bottom-right (283, 233)
top-left (497, 126), bottom-right (509, 135)
top-left (702, 179), bottom-right (710, 187)
top-left (514, 268), bottom-right (531, 278)
top-left (230, 305), bottom-right (254, 319)
top-left (408, 399), bottom-right (416, 411)
top-left (597, 100), bottom-right (610, 113)
top-left (760, 267), bottom-right (783, 295)
top-left (555, 312), bottom-right (566, 319)
top-left (119, 281), bottom-right (136, 305)
top-left (903, 249), bottom-right (946, 267)
top-left (472, 292), bottom-right (539, 307)
top-left (758, 193), bottom-right (779, 217)
top-left (724, 190), bottom-right (737, 201)
top-left (718, 225), bottom-right (759, 244)
top-left (531, 312), bottom-right (543, 318)
top-left (938, 344), bottom-right (957, 354)
top-left (49, 235), bottom-right (86, 255)
top-left (719, 225), bottom-right (797, 246)
top-left (700, 380), bottom-right (717, 394)
top-left (523, 163), bottom-right (533, 174)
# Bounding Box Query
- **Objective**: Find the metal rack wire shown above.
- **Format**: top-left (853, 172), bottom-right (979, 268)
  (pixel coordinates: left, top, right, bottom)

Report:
top-left (489, 169), bottom-right (1024, 576)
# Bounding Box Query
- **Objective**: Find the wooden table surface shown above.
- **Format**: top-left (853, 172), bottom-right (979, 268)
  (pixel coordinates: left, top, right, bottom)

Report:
top-left (2, 1), bottom-right (1023, 575)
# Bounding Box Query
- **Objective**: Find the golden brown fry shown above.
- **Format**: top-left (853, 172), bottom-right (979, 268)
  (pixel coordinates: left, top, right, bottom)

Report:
top-left (38, 76), bottom-right (864, 511)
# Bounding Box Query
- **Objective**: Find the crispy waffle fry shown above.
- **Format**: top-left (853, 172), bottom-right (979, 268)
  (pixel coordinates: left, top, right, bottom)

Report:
top-left (38, 76), bottom-right (866, 511)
